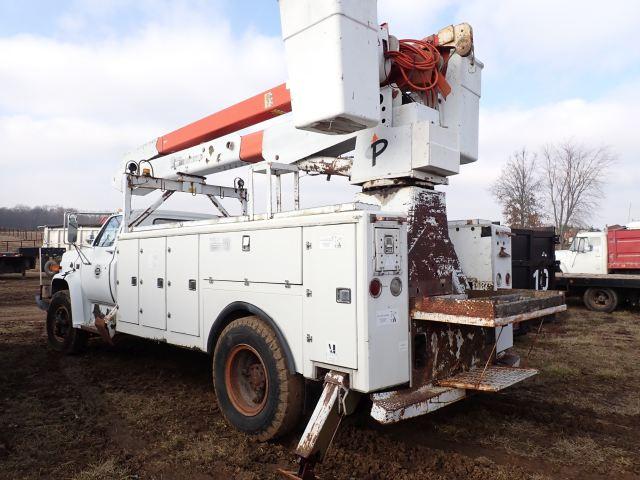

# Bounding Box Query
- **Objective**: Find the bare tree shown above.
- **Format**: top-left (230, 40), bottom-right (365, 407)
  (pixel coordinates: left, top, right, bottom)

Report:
top-left (490, 148), bottom-right (544, 228)
top-left (542, 141), bottom-right (615, 246)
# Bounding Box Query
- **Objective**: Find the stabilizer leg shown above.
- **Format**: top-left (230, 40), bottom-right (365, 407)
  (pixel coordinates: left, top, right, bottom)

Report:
top-left (279, 371), bottom-right (359, 480)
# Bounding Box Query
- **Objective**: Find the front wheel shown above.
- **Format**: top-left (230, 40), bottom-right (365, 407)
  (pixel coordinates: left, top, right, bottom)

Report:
top-left (213, 316), bottom-right (303, 441)
top-left (583, 287), bottom-right (618, 313)
top-left (46, 290), bottom-right (88, 354)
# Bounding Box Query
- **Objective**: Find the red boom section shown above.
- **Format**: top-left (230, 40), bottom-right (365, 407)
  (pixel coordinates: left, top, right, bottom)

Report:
top-left (155, 83), bottom-right (291, 156)
top-left (607, 228), bottom-right (640, 271)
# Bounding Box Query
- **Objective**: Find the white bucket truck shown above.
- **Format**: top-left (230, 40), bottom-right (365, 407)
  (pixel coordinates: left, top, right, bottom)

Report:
top-left (40, 2), bottom-right (565, 477)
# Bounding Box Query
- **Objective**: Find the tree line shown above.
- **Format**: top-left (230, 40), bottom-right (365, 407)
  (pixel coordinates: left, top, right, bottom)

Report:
top-left (0, 205), bottom-right (73, 229)
top-left (490, 140), bottom-right (615, 246)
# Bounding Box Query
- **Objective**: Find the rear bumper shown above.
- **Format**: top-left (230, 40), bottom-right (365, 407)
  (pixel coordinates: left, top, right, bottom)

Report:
top-left (371, 364), bottom-right (538, 424)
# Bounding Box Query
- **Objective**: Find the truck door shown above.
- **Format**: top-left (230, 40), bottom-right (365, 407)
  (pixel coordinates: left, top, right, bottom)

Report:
top-left (571, 236), bottom-right (602, 274)
top-left (80, 215), bottom-right (121, 305)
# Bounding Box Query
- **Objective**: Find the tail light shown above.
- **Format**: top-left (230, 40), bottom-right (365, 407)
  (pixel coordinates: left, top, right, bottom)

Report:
top-left (505, 273), bottom-right (511, 286)
top-left (369, 278), bottom-right (382, 298)
top-left (390, 277), bottom-right (402, 296)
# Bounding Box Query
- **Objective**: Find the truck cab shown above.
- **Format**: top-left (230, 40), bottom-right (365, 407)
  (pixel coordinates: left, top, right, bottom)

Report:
top-left (556, 231), bottom-right (607, 275)
top-left (45, 210), bottom-right (218, 326)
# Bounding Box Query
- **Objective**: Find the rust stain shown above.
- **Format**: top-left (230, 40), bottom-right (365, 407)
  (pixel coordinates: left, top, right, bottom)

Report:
top-left (405, 189), bottom-right (466, 297)
top-left (413, 289), bottom-right (566, 320)
top-left (411, 320), bottom-right (494, 385)
top-left (296, 157), bottom-right (352, 177)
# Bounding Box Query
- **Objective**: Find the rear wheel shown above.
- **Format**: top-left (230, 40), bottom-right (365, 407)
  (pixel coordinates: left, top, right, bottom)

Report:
top-left (213, 316), bottom-right (303, 440)
top-left (583, 287), bottom-right (618, 313)
top-left (46, 290), bottom-right (88, 354)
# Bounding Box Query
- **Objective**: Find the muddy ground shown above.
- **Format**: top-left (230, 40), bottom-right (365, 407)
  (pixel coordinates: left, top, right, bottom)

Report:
top-left (1, 272), bottom-right (638, 479)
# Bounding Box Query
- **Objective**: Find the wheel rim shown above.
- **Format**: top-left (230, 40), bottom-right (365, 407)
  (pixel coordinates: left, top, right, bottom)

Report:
top-left (53, 305), bottom-right (71, 342)
top-left (592, 289), bottom-right (612, 307)
top-left (224, 344), bottom-right (269, 416)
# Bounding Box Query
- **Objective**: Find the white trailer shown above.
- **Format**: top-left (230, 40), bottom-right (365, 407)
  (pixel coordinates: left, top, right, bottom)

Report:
top-left (448, 219), bottom-right (515, 352)
top-left (448, 219), bottom-right (513, 290)
top-left (40, 2), bottom-right (566, 477)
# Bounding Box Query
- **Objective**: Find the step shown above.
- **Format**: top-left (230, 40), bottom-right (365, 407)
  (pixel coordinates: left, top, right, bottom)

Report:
top-left (370, 385), bottom-right (466, 424)
top-left (437, 366), bottom-right (538, 392)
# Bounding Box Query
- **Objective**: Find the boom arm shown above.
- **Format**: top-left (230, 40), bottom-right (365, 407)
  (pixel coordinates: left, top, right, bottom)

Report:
top-left (116, 5), bottom-right (479, 188)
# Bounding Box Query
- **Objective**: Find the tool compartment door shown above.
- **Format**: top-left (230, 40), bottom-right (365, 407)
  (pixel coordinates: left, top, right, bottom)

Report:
top-left (167, 235), bottom-right (199, 336)
top-left (200, 228), bottom-right (302, 284)
top-left (303, 224), bottom-right (357, 369)
top-left (116, 238), bottom-right (139, 325)
top-left (139, 237), bottom-right (166, 330)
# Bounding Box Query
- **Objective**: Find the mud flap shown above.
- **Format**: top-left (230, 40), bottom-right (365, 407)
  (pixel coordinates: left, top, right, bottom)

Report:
top-left (92, 304), bottom-right (117, 346)
top-left (279, 371), bottom-right (359, 480)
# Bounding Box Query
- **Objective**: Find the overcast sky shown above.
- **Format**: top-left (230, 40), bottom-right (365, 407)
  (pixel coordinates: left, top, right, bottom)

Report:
top-left (0, 0), bottom-right (638, 226)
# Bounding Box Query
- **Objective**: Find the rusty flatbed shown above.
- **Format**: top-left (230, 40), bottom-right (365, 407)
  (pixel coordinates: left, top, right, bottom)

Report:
top-left (412, 289), bottom-right (566, 327)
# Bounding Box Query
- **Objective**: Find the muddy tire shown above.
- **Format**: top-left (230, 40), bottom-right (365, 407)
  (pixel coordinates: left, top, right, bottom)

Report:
top-left (213, 316), bottom-right (303, 441)
top-left (583, 287), bottom-right (618, 313)
top-left (46, 290), bottom-right (88, 354)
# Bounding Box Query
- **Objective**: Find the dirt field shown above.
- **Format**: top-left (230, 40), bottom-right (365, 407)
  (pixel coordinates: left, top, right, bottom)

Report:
top-left (1, 272), bottom-right (638, 480)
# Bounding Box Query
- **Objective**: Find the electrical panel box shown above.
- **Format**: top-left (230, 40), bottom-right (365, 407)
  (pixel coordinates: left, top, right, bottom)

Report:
top-left (279, 0), bottom-right (380, 134)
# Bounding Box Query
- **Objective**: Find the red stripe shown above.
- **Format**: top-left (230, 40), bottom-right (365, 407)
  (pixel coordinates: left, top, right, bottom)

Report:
top-left (239, 131), bottom-right (264, 163)
top-left (155, 83), bottom-right (291, 156)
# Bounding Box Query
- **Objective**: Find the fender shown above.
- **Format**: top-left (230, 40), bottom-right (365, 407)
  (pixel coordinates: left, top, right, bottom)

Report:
top-left (51, 268), bottom-right (88, 328)
top-left (207, 301), bottom-right (297, 374)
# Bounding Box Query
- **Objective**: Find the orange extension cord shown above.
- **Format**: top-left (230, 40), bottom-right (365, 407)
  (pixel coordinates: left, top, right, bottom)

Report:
top-left (384, 39), bottom-right (450, 107)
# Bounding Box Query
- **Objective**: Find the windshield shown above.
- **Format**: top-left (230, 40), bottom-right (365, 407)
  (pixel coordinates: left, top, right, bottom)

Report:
top-left (93, 215), bottom-right (122, 248)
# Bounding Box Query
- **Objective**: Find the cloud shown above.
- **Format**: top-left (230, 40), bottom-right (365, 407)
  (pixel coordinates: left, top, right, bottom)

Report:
top-left (379, 0), bottom-right (640, 76)
top-left (0, 2), bottom-right (286, 210)
top-left (445, 82), bottom-right (640, 225)
top-left (0, 0), bottom-right (636, 228)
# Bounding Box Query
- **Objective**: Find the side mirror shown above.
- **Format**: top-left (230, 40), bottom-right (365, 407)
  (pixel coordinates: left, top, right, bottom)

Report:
top-left (67, 215), bottom-right (79, 244)
top-left (86, 233), bottom-right (95, 245)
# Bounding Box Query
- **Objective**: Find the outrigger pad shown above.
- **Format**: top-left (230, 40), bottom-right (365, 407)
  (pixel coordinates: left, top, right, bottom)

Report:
top-left (437, 366), bottom-right (538, 392)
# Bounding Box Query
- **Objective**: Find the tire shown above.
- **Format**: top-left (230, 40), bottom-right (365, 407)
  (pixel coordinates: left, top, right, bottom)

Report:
top-left (583, 287), bottom-right (618, 313)
top-left (46, 290), bottom-right (88, 354)
top-left (213, 316), bottom-right (303, 441)
top-left (44, 259), bottom-right (59, 278)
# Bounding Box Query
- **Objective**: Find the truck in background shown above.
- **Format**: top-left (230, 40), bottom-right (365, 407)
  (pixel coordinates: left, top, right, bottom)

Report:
top-left (555, 223), bottom-right (640, 312)
top-left (0, 251), bottom-right (36, 276)
top-left (40, 215), bottom-right (110, 277)
top-left (510, 227), bottom-right (558, 291)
